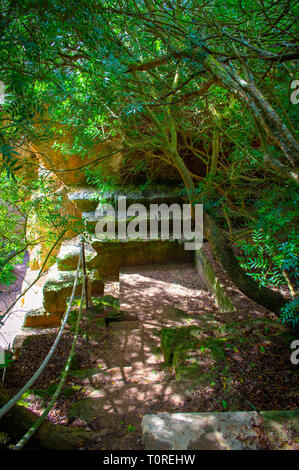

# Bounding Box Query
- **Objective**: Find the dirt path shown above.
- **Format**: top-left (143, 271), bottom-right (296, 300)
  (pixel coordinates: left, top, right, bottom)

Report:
top-left (4, 262), bottom-right (299, 450)
top-left (65, 263), bottom-right (218, 449)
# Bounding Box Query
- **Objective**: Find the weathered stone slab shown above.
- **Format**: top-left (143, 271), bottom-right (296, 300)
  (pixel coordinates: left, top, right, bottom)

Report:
top-left (57, 236), bottom-right (192, 276)
top-left (57, 238), bottom-right (97, 271)
top-left (68, 184), bottom-right (184, 214)
top-left (43, 264), bottom-right (104, 314)
top-left (161, 325), bottom-right (230, 383)
top-left (91, 238), bottom-right (193, 277)
top-left (95, 184), bottom-right (184, 210)
top-left (12, 327), bottom-right (59, 358)
top-left (23, 307), bottom-right (61, 328)
top-left (68, 188), bottom-right (99, 212)
top-left (83, 211), bottom-right (184, 236)
top-left (194, 248), bottom-right (235, 312)
top-left (142, 412), bottom-right (262, 450)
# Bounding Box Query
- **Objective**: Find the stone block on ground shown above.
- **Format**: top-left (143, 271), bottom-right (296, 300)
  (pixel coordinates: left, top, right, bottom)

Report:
top-left (43, 264), bottom-right (104, 314)
top-left (161, 325), bottom-right (229, 383)
top-left (91, 238), bottom-right (193, 277)
top-left (141, 411), bottom-right (263, 450)
top-left (23, 307), bottom-right (62, 328)
top-left (57, 238), bottom-right (97, 271)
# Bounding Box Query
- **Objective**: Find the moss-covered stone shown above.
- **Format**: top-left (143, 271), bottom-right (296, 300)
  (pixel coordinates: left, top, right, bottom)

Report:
top-left (161, 327), bottom-right (193, 365)
top-left (62, 385), bottom-right (82, 398)
top-left (91, 238), bottom-right (193, 277)
top-left (56, 237), bottom-right (192, 277)
top-left (95, 318), bottom-right (107, 329)
top-left (68, 397), bottom-right (105, 421)
top-left (57, 239), bottom-right (97, 271)
top-left (23, 308), bottom-right (62, 328)
top-left (69, 353), bottom-right (80, 370)
top-left (161, 305), bottom-right (190, 319)
top-left (100, 295), bottom-right (120, 309)
top-left (91, 295), bottom-right (129, 325)
top-left (194, 248), bottom-right (235, 312)
top-left (43, 264), bottom-right (104, 314)
top-left (161, 326), bottom-right (230, 383)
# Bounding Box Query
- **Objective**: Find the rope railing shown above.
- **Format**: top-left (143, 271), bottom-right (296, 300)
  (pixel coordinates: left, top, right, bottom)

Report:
top-left (0, 244), bottom-right (84, 420)
top-left (13, 278), bottom-right (86, 450)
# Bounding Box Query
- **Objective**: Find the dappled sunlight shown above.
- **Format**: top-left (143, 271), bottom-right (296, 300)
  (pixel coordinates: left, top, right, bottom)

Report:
top-left (120, 263), bottom-right (217, 325)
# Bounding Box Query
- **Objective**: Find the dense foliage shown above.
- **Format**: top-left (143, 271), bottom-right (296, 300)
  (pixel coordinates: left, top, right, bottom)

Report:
top-left (0, 172), bottom-right (81, 286)
top-left (0, 0), bottom-right (298, 323)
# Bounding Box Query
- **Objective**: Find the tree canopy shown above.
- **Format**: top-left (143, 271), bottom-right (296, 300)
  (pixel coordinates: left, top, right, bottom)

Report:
top-left (0, 0), bottom-right (298, 323)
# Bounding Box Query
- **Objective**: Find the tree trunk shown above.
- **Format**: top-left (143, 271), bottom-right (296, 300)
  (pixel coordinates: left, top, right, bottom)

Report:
top-left (204, 55), bottom-right (299, 168)
top-left (0, 383), bottom-right (99, 450)
top-left (171, 150), bottom-right (287, 315)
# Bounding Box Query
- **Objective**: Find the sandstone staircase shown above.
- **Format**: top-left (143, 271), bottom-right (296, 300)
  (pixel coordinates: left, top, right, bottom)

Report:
top-left (38, 185), bottom-right (193, 324)
top-left (9, 186), bottom-right (297, 450)
top-left (21, 183), bottom-right (235, 328)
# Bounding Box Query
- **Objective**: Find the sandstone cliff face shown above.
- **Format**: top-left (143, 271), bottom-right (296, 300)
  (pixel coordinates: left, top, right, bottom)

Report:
top-left (12, 126), bottom-right (124, 269)
top-left (30, 131), bottom-right (123, 188)
top-left (27, 184), bottom-right (83, 270)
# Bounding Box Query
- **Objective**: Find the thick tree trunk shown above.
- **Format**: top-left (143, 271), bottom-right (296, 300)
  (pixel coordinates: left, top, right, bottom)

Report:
top-left (172, 150), bottom-right (287, 315)
top-left (0, 383), bottom-right (99, 450)
top-left (203, 212), bottom-right (286, 314)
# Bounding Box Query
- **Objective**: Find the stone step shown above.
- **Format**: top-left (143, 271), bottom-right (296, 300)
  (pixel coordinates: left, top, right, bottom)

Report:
top-left (23, 307), bottom-right (62, 328)
top-left (141, 411), bottom-right (264, 450)
top-left (72, 363), bottom-right (169, 388)
top-left (56, 236), bottom-right (193, 277)
top-left (83, 210), bottom-right (190, 234)
top-left (68, 184), bottom-right (185, 213)
top-left (57, 237), bottom-right (97, 271)
top-left (43, 264), bottom-right (104, 315)
top-left (141, 410), bottom-right (299, 450)
top-left (68, 381), bottom-right (185, 422)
